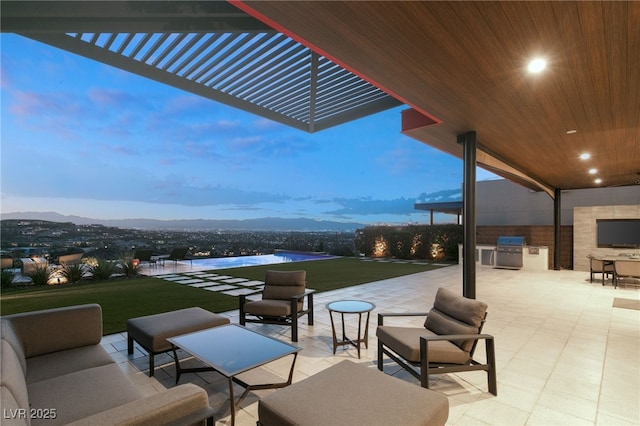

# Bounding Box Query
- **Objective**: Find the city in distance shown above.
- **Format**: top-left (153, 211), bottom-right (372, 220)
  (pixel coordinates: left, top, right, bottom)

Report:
top-left (1, 211), bottom-right (365, 232)
top-left (0, 216), bottom-right (363, 261)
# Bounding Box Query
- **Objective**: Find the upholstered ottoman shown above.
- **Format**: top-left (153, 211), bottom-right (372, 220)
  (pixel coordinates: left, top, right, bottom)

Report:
top-left (127, 307), bottom-right (230, 376)
top-left (258, 360), bottom-right (449, 426)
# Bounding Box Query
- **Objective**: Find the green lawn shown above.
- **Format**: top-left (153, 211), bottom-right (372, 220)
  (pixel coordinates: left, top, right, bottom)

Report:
top-left (0, 257), bottom-right (448, 334)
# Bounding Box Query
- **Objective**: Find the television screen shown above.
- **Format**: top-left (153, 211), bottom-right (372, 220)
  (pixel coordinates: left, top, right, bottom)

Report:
top-left (597, 219), bottom-right (640, 248)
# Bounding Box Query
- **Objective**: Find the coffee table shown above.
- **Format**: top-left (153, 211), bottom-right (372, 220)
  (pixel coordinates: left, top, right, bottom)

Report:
top-left (168, 324), bottom-right (300, 425)
top-left (326, 300), bottom-right (375, 358)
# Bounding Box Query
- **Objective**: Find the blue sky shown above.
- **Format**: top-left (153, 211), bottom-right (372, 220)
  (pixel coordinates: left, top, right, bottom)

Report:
top-left (1, 34), bottom-right (496, 225)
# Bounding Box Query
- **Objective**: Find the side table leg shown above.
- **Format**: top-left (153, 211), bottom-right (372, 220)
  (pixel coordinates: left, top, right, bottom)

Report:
top-left (356, 312), bottom-right (363, 358)
top-left (328, 310), bottom-right (338, 354)
top-left (364, 311), bottom-right (371, 349)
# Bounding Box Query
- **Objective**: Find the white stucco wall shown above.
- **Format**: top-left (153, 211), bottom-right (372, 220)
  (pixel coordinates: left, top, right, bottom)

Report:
top-left (477, 179), bottom-right (640, 226)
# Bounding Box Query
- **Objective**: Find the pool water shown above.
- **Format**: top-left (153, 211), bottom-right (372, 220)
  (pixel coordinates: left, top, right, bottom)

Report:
top-left (191, 252), bottom-right (335, 270)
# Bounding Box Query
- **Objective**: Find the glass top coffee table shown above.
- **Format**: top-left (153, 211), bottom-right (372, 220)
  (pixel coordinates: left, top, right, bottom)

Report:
top-left (326, 300), bottom-right (375, 358)
top-left (168, 324), bottom-right (300, 425)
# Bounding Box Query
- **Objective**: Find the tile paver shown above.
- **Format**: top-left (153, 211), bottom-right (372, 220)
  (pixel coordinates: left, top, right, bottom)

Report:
top-left (105, 264), bottom-right (639, 426)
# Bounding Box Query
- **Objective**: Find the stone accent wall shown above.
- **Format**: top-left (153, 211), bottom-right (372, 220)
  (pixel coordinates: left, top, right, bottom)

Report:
top-left (573, 205), bottom-right (640, 271)
top-left (477, 225), bottom-right (574, 269)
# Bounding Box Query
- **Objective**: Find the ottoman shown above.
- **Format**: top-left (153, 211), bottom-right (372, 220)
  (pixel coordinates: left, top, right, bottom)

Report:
top-left (127, 307), bottom-right (230, 376)
top-left (258, 360), bottom-right (449, 426)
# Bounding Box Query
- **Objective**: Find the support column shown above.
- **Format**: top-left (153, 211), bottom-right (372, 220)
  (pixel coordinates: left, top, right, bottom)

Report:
top-left (554, 188), bottom-right (562, 270)
top-left (458, 131), bottom-right (477, 299)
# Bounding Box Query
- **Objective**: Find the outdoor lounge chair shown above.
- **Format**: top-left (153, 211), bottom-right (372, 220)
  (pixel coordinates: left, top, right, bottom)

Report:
top-left (57, 252), bottom-right (84, 266)
top-left (167, 247), bottom-right (192, 265)
top-left (133, 249), bottom-right (156, 267)
top-left (588, 255), bottom-right (614, 285)
top-left (239, 270), bottom-right (315, 342)
top-left (377, 287), bottom-right (497, 395)
top-left (1, 254), bottom-right (14, 269)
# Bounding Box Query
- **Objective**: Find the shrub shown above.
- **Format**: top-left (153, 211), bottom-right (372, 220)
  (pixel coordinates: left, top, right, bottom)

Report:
top-left (60, 262), bottom-right (86, 284)
top-left (1, 270), bottom-right (16, 288)
top-left (25, 263), bottom-right (54, 286)
top-left (355, 224), bottom-right (463, 261)
top-left (86, 257), bottom-right (118, 281)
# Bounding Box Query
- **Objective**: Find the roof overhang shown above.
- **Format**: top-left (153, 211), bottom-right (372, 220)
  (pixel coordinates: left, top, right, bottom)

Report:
top-left (235, 1), bottom-right (640, 194)
top-left (414, 201), bottom-right (463, 217)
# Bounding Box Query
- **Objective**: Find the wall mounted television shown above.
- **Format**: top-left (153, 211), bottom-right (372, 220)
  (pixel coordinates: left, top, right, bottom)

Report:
top-left (596, 219), bottom-right (640, 248)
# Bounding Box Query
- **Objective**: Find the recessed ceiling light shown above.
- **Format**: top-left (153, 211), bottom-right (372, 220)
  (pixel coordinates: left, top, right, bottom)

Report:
top-left (527, 57), bottom-right (547, 73)
top-left (580, 153), bottom-right (590, 160)
top-left (588, 168), bottom-right (597, 174)
top-left (566, 129), bottom-right (577, 134)
top-left (594, 178), bottom-right (602, 184)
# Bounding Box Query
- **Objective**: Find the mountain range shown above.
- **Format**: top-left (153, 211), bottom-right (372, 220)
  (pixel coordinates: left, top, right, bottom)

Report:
top-left (0, 211), bottom-right (366, 232)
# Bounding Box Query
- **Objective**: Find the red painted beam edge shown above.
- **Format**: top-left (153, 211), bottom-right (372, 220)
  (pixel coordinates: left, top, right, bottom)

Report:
top-left (231, 0), bottom-right (442, 127)
top-left (401, 108), bottom-right (439, 132)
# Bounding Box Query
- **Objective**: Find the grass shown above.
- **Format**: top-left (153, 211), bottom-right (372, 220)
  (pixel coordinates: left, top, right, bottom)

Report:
top-left (0, 257), bottom-right (449, 335)
top-left (0, 278), bottom-right (238, 335)
top-left (213, 257), bottom-right (448, 292)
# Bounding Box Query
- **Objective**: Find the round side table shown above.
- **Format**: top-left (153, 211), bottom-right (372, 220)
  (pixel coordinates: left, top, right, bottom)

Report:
top-left (326, 300), bottom-right (375, 358)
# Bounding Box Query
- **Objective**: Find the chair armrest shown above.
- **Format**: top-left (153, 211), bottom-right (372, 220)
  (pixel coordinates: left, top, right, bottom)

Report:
top-left (420, 333), bottom-right (494, 342)
top-left (291, 288), bottom-right (316, 301)
top-left (378, 312), bottom-right (429, 325)
top-left (67, 384), bottom-right (214, 426)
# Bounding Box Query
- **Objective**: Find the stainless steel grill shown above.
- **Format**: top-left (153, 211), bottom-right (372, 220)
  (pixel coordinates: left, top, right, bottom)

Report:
top-left (496, 236), bottom-right (526, 269)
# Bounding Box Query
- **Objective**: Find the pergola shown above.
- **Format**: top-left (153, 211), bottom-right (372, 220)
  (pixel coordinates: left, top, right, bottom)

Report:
top-left (3, 1), bottom-right (639, 296)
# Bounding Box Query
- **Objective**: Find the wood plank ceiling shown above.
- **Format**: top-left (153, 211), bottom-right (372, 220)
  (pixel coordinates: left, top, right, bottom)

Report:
top-left (237, 1), bottom-right (640, 195)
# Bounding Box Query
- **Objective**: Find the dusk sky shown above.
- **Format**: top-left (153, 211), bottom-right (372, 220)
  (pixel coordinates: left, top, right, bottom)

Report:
top-left (1, 34), bottom-right (497, 225)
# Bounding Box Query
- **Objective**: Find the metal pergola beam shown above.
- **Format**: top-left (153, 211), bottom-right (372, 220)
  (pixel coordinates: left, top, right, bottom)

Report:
top-left (1, 1), bottom-right (273, 33)
top-left (3, 1), bottom-right (402, 134)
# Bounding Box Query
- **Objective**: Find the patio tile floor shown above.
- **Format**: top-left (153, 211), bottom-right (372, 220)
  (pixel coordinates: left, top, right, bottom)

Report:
top-left (102, 264), bottom-right (639, 425)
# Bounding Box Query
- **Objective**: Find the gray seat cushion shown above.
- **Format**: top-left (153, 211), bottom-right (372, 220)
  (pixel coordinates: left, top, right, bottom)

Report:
top-left (244, 299), bottom-right (295, 317)
top-left (28, 363), bottom-right (143, 426)
top-left (376, 326), bottom-right (470, 364)
top-left (127, 307), bottom-right (230, 353)
top-left (259, 360), bottom-right (449, 426)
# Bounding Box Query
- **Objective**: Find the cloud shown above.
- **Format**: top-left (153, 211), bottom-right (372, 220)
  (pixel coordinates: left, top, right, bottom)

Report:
top-left (324, 196), bottom-right (417, 216)
top-left (87, 88), bottom-right (138, 107)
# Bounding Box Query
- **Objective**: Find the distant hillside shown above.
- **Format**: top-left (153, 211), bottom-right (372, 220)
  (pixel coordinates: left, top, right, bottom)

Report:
top-left (0, 211), bottom-right (365, 232)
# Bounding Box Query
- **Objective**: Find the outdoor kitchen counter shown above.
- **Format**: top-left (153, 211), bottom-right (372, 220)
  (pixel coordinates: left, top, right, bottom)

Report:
top-left (458, 244), bottom-right (549, 271)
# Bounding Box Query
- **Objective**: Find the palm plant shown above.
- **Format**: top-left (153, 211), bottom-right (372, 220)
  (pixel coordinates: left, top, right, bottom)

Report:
top-left (1, 270), bottom-right (16, 288)
top-left (25, 263), bottom-right (54, 286)
top-left (86, 257), bottom-right (118, 281)
top-left (60, 262), bottom-right (86, 284)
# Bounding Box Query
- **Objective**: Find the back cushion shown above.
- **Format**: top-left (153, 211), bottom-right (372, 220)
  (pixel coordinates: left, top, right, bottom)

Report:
top-left (432, 287), bottom-right (487, 327)
top-left (262, 270), bottom-right (306, 300)
top-left (0, 320), bottom-right (27, 374)
top-left (424, 288), bottom-right (488, 352)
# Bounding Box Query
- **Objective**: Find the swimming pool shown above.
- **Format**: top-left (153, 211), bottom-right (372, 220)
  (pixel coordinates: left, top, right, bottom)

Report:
top-left (190, 252), bottom-right (335, 270)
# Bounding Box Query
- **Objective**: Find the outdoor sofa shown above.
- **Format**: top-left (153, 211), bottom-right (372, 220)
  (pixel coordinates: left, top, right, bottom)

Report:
top-left (1, 304), bottom-right (214, 426)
